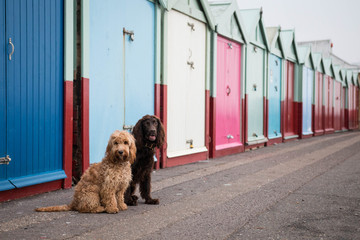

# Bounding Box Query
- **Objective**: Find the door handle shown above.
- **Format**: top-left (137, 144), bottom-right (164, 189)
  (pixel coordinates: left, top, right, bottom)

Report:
top-left (9, 38), bottom-right (15, 60)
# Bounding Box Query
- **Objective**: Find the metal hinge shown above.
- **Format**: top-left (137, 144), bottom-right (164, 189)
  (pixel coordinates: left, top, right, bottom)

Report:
top-left (0, 155), bottom-right (11, 165)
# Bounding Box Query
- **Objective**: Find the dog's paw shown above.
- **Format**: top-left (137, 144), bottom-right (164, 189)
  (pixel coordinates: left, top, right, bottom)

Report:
top-left (145, 198), bottom-right (159, 205)
top-left (105, 206), bottom-right (119, 214)
top-left (118, 203), bottom-right (128, 211)
top-left (131, 195), bottom-right (139, 201)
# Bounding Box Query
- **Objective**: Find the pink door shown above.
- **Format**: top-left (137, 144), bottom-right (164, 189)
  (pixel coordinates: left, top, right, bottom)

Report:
top-left (215, 36), bottom-right (242, 150)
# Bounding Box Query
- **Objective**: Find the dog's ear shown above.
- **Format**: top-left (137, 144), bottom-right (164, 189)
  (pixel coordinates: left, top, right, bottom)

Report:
top-left (128, 133), bottom-right (137, 164)
top-left (155, 116), bottom-right (165, 148)
top-left (132, 116), bottom-right (145, 147)
top-left (106, 131), bottom-right (118, 157)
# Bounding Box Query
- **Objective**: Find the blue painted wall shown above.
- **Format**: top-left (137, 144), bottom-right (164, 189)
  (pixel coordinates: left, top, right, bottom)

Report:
top-left (268, 54), bottom-right (282, 139)
top-left (1, 0), bottom-right (65, 191)
top-left (89, 0), bottom-right (155, 163)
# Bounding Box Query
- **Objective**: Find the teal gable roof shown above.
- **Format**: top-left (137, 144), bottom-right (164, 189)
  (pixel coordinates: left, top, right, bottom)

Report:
top-left (266, 26), bottom-right (284, 57)
top-left (209, 0), bottom-right (248, 44)
top-left (165, 0), bottom-right (215, 30)
top-left (239, 8), bottom-right (269, 50)
top-left (280, 29), bottom-right (299, 62)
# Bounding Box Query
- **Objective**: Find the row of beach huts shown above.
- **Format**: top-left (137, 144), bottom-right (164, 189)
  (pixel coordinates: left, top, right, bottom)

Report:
top-left (1, 0), bottom-right (359, 201)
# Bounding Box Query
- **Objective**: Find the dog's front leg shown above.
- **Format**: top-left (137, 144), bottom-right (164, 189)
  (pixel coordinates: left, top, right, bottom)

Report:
top-left (140, 174), bottom-right (159, 205)
top-left (100, 188), bottom-right (119, 214)
top-left (116, 189), bottom-right (127, 211)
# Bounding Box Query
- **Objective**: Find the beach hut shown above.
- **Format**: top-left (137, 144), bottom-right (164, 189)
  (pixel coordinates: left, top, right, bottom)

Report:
top-left (208, 0), bottom-right (248, 158)
top-left (312, 53), bottom-right (325, 136)
top-left (159, 0), bottom-right (215, 167)
top-left (265, 26), bottom-right (284, 145)
top-left (1, 0), bottom-right (75, 201)
top-left (88, 0), bottom-right (164, 166)
top-left (280, 29), bottom-right (300, 141)
top-left (323, 58), bottom-right (335, 134)
top-left (332, 65), bottom-right (343, 132)
top-left (297, 45), bottom-right (315, 138)
top-left (239, 8), bottom-right (269, 149)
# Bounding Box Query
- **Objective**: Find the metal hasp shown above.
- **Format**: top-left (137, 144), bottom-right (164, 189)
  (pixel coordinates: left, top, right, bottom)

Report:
top-left (186, 139), bottom-right (194, 149)
top-left (187, 22), bottom-right (195, 31)
top-left (187, 61), bottom-right (195, 69)
top-left (123, 125), bottom-right (134, 132)
top-left (227, 134), bottom-right (234, 139)
top-left (0, 155), bottom-right (11, 165)
top-left (123, 28), bottom-right (134, 41)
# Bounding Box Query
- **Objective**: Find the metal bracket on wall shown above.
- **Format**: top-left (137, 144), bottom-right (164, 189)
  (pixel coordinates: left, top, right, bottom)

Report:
top-left (187, 22), bottom-right (195, 31)
top-left (123, 28), bottom-right (135, 41)
top-left (0, 155), bottom-right (11, 165)
top-left (123, 125), bottom-right (134, 132)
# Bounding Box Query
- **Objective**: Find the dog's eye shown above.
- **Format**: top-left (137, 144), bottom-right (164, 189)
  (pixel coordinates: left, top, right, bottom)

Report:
top-left (114, 142), bottom-right (119, 145)
top-left (124, 141), bottom-right (129, 145)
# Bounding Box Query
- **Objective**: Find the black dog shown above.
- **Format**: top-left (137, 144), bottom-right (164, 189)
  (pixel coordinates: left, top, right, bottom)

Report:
top-left (125, 115), bottom-right (165, 205)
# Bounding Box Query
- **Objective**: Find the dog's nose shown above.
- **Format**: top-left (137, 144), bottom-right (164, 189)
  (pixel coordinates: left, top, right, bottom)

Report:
top-left (118, 150), bottom-right (124, 155)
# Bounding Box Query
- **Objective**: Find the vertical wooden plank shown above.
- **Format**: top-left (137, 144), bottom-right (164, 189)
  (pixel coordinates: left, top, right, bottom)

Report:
top-left (26, 0), bottom-right (34, 175)
top-left (32, 0), bottom-right (40, 173)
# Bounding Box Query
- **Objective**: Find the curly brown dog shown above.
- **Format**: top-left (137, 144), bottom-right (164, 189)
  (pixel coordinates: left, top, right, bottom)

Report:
top-left (125, 115), bottom-right (165, 206)
top-left (35, 130), bottom-right (136, 213)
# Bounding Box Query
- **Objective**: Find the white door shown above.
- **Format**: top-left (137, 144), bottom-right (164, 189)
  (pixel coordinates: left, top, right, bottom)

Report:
top-left (167, 10), bottom-right (207, 157)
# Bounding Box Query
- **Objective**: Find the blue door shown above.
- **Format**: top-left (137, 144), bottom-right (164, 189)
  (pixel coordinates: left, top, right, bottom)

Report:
top-left (0, 0), bottom-right (65, 191)
top-left (268, 54), bottom-right (282, 139)
top-left (302, 67), bottom-right (313, 135)
top-left (89, 0), bottom-right (155, 163)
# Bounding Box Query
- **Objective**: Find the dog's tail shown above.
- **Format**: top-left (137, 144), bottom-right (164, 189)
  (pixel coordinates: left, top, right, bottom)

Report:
top-left (35, 205), bottom-right (71, 212)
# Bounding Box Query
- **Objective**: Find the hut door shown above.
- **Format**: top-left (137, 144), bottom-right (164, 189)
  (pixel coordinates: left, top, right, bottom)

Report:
top-left (284, 61), bottom-right (296, 137)
top-left (302, 67), bottom-right (313, 135)
top-left (324, 76), bottom-right (333, 131)
top-left (268, 54), bottom-right (281, 139)
top-left (167, 10), bottom-right (206, 157)
top-left (0, 0), bottom-right (65, 191)
top-left (122, 0), bottom-right (155, 130)
top-left (215, 37), bottom-right (242, 150)
top-left (247, 45), bottom-right (265, 142)
top-left (314, 72), bottom-right (324, 132)
top-left (341, 87), bottom-right (346, 129)
top-left (334, 81), bottom-right (341, 131)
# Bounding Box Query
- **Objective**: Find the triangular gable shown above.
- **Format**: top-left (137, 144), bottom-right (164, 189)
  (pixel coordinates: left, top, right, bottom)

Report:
top-left (346, 71), bottom-right (353, 86)
top-left (297, 45), bottom-right (314, 70)
top-left (313, 53), bottom-right (324, 73)
top-left (333, 65), bottom-right (341, 82)
top-left (323, 58), bottom-right (334, 77)
top-left (209, 0), bottom-right (248, 44)
top-left (239, 8), bottom-right (269, 50)
top-left (280, 29), bottom-right (299, 63)
top-left (168, 0), bottom-right (215, 30)
top-left (352, 73), bottom-right (358, 85)
top-left (266, 26), bottom-right (284, 58)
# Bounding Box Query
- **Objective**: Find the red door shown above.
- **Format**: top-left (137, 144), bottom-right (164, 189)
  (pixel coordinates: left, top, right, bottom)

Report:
top-left (333, 81), bottom-right (341, 131)
top-left (324, 76), bottom-right (334, 132)
top-left (284, 61), bottom-right (296, 138)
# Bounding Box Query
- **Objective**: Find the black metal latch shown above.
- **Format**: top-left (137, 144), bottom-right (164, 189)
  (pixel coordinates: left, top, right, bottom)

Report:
top-left (0, 155), bottom-right (11, 165)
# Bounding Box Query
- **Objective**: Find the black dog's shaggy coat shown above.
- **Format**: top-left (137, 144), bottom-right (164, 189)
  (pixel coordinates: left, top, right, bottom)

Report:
top-left (125, 115), bottom-right (165, 205)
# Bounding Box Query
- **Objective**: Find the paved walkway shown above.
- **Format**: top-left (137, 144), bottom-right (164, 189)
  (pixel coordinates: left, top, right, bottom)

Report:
top-left (1, 131), bottom-right (359, 239)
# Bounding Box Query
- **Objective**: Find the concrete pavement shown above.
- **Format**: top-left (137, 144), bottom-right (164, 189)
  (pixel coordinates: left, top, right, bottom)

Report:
top-left (0, 131), bottom-right (359, 239)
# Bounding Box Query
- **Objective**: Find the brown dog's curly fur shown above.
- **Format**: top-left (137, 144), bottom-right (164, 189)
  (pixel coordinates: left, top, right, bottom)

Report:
top-left (35, 130), bottom-right (136, 213)
top-left (125, 115), bottom-right (165, 206)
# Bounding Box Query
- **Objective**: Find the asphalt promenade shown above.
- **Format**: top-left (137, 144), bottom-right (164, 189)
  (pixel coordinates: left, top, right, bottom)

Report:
top-left (1, 131), bottom-right (359, 239)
